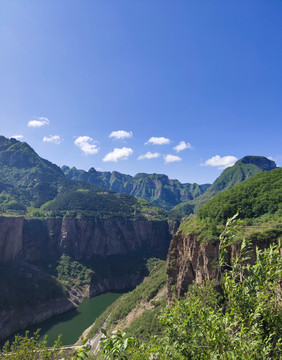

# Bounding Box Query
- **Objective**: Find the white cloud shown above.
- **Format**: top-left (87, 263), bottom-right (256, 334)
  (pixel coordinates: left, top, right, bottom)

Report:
top-left (174, 141), bottom-right (192, 152)
top-left (103, 147), bottom-right (133, 162)
top-left (145, 137), bottom-right (170, 145)
top-left (28, 117), bottom-right (50, 128)
top-left (11, 135), bottom-right (23, 140)
top-left (109, 130), bottom-right (133, 140)
top-left (137, 152), bottom-right (160, 160)
top-left (74, 136), bottom-right (99, 155)
top-left (202, 155), bottom-right (238, 169)
top-left (43, 135), bottom-right (62, 144)
top-left (164, 154), bottom-right (182, 163)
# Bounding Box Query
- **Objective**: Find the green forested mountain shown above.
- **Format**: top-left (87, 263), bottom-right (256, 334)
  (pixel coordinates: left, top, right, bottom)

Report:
top-left (170, 155), bottom-right (277, 217)
top-left (198, 168), bottom-right (282, 223)
top-left (0, 136), bottom-right (68, 210)
top-left (0, 136), bottom-right (166, 220)
top-left (62, 165), bottom-right (210, 211)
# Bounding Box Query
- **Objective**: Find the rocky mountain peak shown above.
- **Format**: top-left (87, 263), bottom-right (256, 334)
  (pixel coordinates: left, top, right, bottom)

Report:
top-left (235, 156), bottom-right (276, 171)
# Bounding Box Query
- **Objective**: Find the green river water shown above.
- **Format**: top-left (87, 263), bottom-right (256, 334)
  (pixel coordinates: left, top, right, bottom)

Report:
top-left (5, 292), bottom-right (123, 347)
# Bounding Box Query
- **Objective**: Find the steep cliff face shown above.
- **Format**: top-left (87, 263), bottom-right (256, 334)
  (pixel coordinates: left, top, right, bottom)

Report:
top-left (167, 232), bottom-right (219, 299)
top-left (0, 217), bottom-right (172, 263)
top-left (0, 217), bottom-right (24, 262)
top-left (0, 216), bottom-right (175, 340)
top-left (166, 226), bottom-right (281, 300)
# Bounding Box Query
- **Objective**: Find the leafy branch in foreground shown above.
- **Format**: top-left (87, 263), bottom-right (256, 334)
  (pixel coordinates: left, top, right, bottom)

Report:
top-left (100, 329), bottom-right (135, 359)
top-left (0, 332), bottom-right (91, 360)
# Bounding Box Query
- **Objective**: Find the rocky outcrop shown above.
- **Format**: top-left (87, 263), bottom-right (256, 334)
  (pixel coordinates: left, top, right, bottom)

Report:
top-left (166, 225), bottom-right (281, 300)
top-left (0, 217), bottom-right (172, 263)
top-left (167, 232), bottom-right (219, 300)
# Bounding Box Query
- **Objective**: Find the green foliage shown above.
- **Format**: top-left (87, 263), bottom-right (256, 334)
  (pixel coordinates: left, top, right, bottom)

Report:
top-left (0, 330), bottom-right (63, 359)
top-left (0, 331), bottom-right (92, 360)
top-left (124, 298), bottom-right (166, 342)
top-left (190, 156), bottom-right (276, 212)
top-left (198, 169), bottom-right (282, 223)
top-left (168, 202), bottom-right (194, 220)
top-left (178, 214), bottom-right (223, 242)
top-left (100, 329), bottom-right (135, 359)
top-left (57, 255), bottom-right (94, 288)
top-left (67, 339), bottom-right (91, 360)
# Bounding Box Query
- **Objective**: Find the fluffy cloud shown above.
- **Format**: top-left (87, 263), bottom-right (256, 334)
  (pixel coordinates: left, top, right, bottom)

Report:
top-left (103, 147), bottom-right (133, 162)
top-left (28, 117), bottom-right (49, 128)
top-left (74, 136), bottom-right (99, 155)
top-left (11, 135), bottom-right (23, 140)
top-left (174, 141), bottom-right (192, 152)
top-left (109, 130), bottom-right (133, 140)
top-left (203, 155), bottom-right (238, 169)
top-left (164, 154), bottom-right (182, 163)
top-left (43, 135), bottom-right (62, 144)
top-left (137, 152), bottom-right (160, 160)
top-left (145, 137), bottom-right (170, 145)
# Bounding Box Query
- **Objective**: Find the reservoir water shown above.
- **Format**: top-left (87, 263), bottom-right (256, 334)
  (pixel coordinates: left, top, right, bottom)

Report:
top-left (4, 292), bottom-right (123, 347)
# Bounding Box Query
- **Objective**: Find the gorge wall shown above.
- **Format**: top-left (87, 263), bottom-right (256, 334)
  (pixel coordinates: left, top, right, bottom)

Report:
top-left (0, 216), bottom-right (173, 263)
top-left (0, 216), bottom-right (175, 340)
top-left (166, 232), bottom-right (219, 299)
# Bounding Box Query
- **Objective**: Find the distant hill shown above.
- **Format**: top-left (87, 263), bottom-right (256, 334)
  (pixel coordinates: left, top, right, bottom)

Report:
top-left (62, 166), bottom-right (210, 211)
top-left (0, 136), bottom-right (166, 220)
top-left (170, 156), bottom-right (277, 216)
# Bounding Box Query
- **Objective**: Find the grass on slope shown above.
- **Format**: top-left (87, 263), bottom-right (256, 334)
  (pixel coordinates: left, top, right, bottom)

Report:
top-left (86, 259), bottom-right (167, 340)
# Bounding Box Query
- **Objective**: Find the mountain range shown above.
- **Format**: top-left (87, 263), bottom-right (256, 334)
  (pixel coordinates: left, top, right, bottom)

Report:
top-left (0, 135), bottom-right (277, 217)
top-left (62, 166), bottom-right (210, 211)
top-left (62, 155), bottom-right (277, 214)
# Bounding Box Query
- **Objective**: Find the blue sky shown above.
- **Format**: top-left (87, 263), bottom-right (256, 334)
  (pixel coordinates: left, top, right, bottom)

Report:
top-left (1, 0), bottom-right (281, 184)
